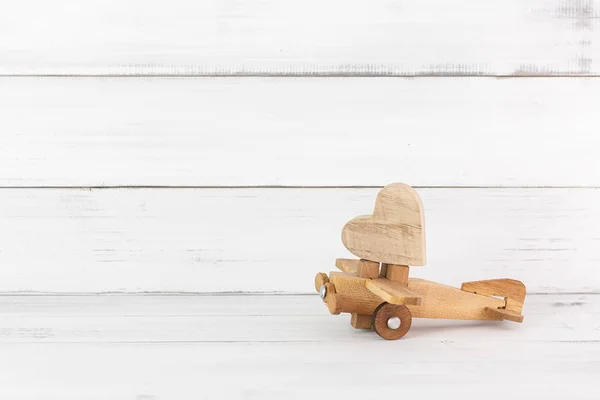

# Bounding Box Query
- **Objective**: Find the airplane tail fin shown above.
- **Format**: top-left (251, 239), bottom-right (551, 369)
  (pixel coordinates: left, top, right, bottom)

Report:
top-left (461, 279), bottom-right (526, 322)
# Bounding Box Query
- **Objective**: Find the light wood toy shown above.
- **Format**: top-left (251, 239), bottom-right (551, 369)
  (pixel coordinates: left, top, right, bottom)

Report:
top-left (314, 183), bottom-right (526, 340)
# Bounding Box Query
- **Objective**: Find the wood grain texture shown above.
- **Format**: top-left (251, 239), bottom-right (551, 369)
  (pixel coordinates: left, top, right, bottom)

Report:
top-left (485, 307), bottom-right (525, 323)
top-left (372, 303), bottom-right (412, 340)
top-left (328, 272), bottom-right (382, 314)
top-left (407, 278), bottom-right (507, 320)
top-left (461, 279), bottom-right (526, 303)
top-left (342, 183), bottom-right (426, 265)
top-left (0, 294), bottom-right (595, 342)
top-left (365, 279), bottom-right (422, 305)
top-left (355, 260), bottom-right (379, 279)
top-left (0, 188), bottom-right (598, 294)
top-left (1, 77), bottom-right (600, 187)
top-left (1, 0), bottom-right (599, 76)
top-left (462, 278), bottom-right (526, 313)
top-left (384, 264), bottom-right (410, 284)
top-left (350, 313), bottom-right (373, 329)
top-left (314, 273), bottom-right (329, 292)
top-left (0, 294), bottom-right (597, 399)
top-left (335, 259), bottom-right (360, 275)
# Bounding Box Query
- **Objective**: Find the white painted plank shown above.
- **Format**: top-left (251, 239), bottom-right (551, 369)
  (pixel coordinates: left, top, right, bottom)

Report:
top-left (0, 0), bottom-right (599, 76)
top-left (2, 341), bottom-right (597, 400)
top-left (1, 77), bottom-right (599, 187)
top-left (0, 294), bottom-right (597, 342)
top-left (0, 295), bottom-right (598, 400)
top-left (0, 188), bottom-right (598, 294)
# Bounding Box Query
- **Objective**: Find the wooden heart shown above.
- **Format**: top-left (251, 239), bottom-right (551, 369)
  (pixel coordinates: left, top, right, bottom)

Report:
top-left (341, 183), bottom-right (426, 266)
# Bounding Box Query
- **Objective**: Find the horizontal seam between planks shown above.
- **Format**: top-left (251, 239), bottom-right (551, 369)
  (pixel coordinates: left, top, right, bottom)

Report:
top-left (0, 292), bottom-right (318, 296)
top-left (0, 292), bottom-right (597, 296)
top-left (1, 340), bottom-right (598, 344)
top-left (0, 340), bottom-right (341, 344)
top-left (2, 74), bottom-right (600, 79)
top-left (0, 186), bottom-right (599, 190)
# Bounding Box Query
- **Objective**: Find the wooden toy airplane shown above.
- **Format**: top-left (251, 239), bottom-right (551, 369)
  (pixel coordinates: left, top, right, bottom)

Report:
top-left (314, 183), bottom-right (526, 340)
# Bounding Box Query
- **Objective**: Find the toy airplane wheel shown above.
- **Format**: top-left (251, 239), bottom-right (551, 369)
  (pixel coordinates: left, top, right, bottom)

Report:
top-left (373, 303), bottom-right (412, 340)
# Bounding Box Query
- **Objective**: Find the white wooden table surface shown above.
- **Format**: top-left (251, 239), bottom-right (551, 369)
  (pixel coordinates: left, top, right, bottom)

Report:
top-left (1, 294), bottom-right (598, 399)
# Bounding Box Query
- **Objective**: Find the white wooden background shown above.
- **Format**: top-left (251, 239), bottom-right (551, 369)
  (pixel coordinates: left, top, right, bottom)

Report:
top-left (1, 0), bottom-right (600, 398)
top-left (1, 0), bottom-right (600, 76)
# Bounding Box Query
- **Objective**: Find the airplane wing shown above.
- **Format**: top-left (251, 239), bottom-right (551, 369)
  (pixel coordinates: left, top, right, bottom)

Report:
top-left (365, 279), bottom-right (422, 305)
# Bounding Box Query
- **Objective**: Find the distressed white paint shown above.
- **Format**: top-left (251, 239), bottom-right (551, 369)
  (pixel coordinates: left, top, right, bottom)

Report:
top-left (0, 2), bottom-right (597, 395)
top-left (3, 341), bottom-right (596, 399)
top-left (0, 0), bottom-right (599, 76)
top-left (0, 188), bottom-right (598, 294)
top-left (1, 77), bottom-right (599, 187)
top-left (0, 294), bottom-right (597, 342)
top-left (0, 295), bottom-right (598, 399)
